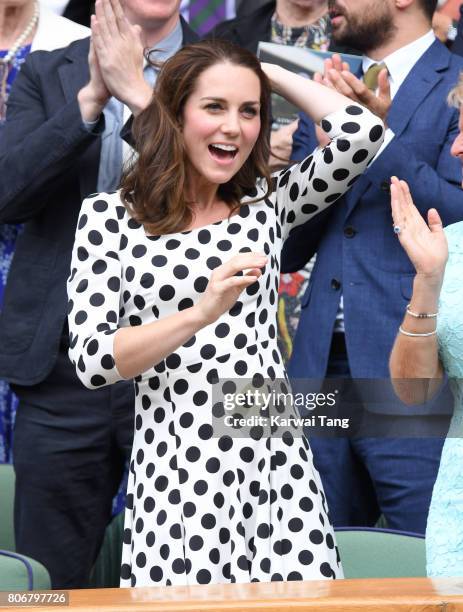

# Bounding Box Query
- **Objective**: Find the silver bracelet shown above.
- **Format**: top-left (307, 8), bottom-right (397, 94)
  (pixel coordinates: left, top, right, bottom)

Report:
top-left (406, 304), bottom-right (438, 319)
top-left (399, 325), bottom-right (437, 337)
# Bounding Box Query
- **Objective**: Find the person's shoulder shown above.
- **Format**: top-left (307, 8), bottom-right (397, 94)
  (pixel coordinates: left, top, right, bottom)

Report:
top-left (427, 38), bottom-right (463, 73)
top-left (32, 7), bottom-right (89, 53)
top-left (448, 51), bottom-right (463, 76)
top-left (180, 16), bottom-right (200, 45)
top-left (206, 14), bottom-right (241, 39)
top-left (50, 12), bottom-right (90, 42)
top-left (444, 39), bottom-right (463, 69)
top-left (83, 191), bottom-right (127, 220)
top-left (29, 36), bottom-right (89, 63)
top-left (26, 36), bottom-right (89, 75)
top-left (206, 1), bottom-right (273, 38)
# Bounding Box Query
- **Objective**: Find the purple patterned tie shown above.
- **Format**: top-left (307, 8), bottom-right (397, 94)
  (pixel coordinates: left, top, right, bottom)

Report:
top-left (189, 0), bottom-right (227, 35)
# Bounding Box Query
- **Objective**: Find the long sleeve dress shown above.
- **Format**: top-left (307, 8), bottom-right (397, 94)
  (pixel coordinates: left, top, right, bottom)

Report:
top-left (426, 221), bottom-right (463, 577)
top-left (67, 104), bottom-right (384, 587)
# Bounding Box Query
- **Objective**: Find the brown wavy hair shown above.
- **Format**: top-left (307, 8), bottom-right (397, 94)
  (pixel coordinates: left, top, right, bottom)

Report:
top-left (120, 39), bottom-right (272, 235)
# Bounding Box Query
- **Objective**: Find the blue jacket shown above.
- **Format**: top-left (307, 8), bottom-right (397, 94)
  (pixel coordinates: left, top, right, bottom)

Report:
top-left (282, 40), bottom-right (463, 382)
top-left (451, 3), bottom-right (463, 58)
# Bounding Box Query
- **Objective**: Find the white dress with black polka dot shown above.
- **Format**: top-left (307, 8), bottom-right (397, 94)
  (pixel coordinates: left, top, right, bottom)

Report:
top-left (67, 105), bottom-right (383, 587)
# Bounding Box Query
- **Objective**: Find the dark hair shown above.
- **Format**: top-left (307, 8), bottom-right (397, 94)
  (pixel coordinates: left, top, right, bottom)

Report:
top-left (418, 0), bottom-right (438, 20)
top-left (121, 39), bottom-right (272, 235)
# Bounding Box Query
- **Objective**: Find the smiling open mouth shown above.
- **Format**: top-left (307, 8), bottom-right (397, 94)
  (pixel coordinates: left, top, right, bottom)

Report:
top-left (208, 144), bottom-right (238, 160)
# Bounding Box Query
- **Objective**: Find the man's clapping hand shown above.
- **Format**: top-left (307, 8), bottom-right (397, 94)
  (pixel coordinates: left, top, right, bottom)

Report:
top-left (314, 53), bottom-right (391, 124)
top-left (78, 40), bottom-right (112, 122)
top-left (92, 0), bottom-right (152, 115)
top-left (78, 0), bottom-right (153, 122)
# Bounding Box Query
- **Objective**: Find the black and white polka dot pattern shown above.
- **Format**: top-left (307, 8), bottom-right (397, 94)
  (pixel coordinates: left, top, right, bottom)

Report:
top-left (67, 105), bottom-right (383, 587)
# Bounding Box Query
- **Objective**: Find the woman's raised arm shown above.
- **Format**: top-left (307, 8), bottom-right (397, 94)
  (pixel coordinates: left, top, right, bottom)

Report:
top-left (389, 177), bottom-right (447, 404)
top-left (262, 62), bottom-right (367, 124)
top-left (260, 64), bottom-right (384, 240)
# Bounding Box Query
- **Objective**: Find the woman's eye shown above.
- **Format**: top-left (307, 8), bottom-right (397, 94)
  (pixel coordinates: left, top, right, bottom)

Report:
top-left (242, 107), bottom-right (258, 118)
top-left (206, 103), bottom-right (222, 111)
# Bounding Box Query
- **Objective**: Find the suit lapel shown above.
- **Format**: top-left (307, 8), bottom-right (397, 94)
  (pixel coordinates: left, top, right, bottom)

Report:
top-left (58, 40), bottom-right (101, 200)
top-left (58, 40), bottom-right (90, 104)
top-left (386, 40), bottom-right (447, 138)
top-left (345, 40), bottom-right (449, 217)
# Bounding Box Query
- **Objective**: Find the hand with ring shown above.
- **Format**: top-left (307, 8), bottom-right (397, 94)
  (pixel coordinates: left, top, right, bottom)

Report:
top-left (390, 176), bottom-right (448, 283)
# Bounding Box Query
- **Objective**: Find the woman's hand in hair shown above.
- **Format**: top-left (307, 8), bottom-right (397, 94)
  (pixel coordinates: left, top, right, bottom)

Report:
top-left (195, 253), bottom-right (268, 326)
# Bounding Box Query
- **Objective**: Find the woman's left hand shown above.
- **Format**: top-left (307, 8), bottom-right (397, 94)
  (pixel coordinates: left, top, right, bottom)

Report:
top-left (390, 176), bottom-right (448, 283)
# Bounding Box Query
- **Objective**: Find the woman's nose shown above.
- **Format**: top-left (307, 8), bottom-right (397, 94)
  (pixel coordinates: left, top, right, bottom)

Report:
top-left (221, 112), bottom-right (240, 135)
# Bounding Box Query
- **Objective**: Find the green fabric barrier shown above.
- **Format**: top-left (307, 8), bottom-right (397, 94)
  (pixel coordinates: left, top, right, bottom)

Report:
top-left (89, 518), bottom-right (426, 586)
top-left (335, 529), bottom-right (426, 579)
top-left (0, 552), bottom-right (51, 591)
top-left (0, 464), bottom-right (52, 590)
top-left (0, 464), bottom-right (16, 552)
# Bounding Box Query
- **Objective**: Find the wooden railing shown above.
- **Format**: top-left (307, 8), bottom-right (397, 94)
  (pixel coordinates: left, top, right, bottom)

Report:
top-left (16, 577), bottom-right (463, 612)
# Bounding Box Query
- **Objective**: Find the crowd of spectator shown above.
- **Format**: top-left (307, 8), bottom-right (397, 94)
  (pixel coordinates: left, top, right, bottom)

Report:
top-left (1, 0), bottom-right (463, 591)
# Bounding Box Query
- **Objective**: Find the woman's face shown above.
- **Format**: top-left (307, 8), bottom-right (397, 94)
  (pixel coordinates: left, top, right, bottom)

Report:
top-left (450, 105), bottom-right (463, 187)
top-left (181, 62), bottom-right (262, 191)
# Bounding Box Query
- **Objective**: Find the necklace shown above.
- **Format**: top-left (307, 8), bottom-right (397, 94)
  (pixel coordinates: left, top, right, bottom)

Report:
top-left (0, 1), bottom-right (39, 121)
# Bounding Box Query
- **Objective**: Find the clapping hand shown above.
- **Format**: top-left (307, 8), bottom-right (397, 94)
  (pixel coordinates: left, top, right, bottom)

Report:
top-left (313, 54), bottom-right (350, 86)
top-left (390, 176), bottom-right (448, 284)
top-left (91, 0), bottom-right (152, 115)
top-left (315, 53), bottom-right (391, 124)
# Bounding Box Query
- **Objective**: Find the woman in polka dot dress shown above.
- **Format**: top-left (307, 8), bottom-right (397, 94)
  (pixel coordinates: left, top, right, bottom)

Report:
top-left (67, 40), bottom-right (383, 587)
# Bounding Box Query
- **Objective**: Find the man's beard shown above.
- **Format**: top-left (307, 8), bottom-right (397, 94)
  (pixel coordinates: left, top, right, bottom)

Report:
top-left (328, 0), bottom-right (397, 54)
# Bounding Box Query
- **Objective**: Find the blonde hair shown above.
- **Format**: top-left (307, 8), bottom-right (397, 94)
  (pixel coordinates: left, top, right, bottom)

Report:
top-left (448, 72), bottom-right (463, 108)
